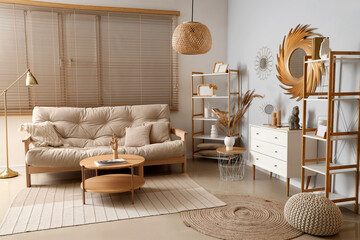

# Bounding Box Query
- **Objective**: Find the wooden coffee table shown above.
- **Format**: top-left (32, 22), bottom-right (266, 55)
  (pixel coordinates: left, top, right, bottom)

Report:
top-left (80, 154), bottom-right (145, 204)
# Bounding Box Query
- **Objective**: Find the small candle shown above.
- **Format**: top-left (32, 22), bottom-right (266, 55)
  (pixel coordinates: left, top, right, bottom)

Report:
top-left (272, 112), bottom-right (277, 126)
top-left (277, 109), bottom-right (281, 127)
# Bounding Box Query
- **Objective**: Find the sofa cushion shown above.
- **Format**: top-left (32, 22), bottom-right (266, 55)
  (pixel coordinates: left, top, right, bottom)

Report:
top-left (32, 104), bottom-right (170, 148)
top-left (124, 125), bottom-right (151, 147)
top-left (144, 122), bottom-right (171, 143)
top-left (26, 140), bottom-right (185, 168)
top-left (19, 121), bottom-right (63, 147)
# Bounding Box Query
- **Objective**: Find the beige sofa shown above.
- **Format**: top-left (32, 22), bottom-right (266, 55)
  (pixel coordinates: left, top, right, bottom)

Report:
top-left (23, 104), bottom-right (187, 187)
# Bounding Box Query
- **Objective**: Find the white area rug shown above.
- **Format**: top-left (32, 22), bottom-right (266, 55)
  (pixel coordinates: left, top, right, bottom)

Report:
top-left (0, 174), bottom-right (225, 236)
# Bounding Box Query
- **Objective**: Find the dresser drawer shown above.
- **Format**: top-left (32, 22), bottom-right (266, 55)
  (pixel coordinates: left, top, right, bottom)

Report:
top-left (250, 126), bottom-right (287, 146)
top-left (250, 151), bottom-right (287, 177)
top-left (250, 139), bottom-right (287, 161)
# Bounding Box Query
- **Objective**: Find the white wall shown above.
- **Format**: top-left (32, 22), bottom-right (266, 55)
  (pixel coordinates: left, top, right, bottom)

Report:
top-left (0, 0), bottom-right (228, 167)
top-left (228, 0), bottom-right (360, 198)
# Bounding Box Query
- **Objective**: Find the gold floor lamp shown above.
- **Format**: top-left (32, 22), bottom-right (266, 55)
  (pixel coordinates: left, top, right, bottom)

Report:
top-left (0, 69), bottom-right (38, 179)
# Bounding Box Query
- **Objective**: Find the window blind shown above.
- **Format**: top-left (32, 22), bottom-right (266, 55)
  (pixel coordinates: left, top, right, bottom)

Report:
top-left (0, 3), bottom-right (178, 115)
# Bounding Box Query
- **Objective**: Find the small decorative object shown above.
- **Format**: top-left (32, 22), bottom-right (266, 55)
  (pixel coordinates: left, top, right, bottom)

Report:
top-left (289, 106), bottom-right (300, 129)
top-left (259, 102), bottom-right (276, 124)
top-left (276, 24), bottom-right (323, 101)
top-left (213, 90), bottom-right (263, 148)
top-left (204, 102), bottom-right (211, 118)
top-left (284, 193), bottom-right (343, 236)
top-left (276, 109), bottom-right (282, 127)
top-left (271, 112), bottom-right (277, 126)
top-left (254, 46), bottom-right (273, 80)
top-left (197, 84), bottom-right (218, 97)
top-left (109, 133), bottom-right (118, 159)
top-left (213, 61), bottom-right (224, 73)
top-left (319, 37), bottom-right (331, 60)
top-left (315, 116), bottom-right (327, 138)
top-left (210, 125), bottom-right (218, 138)
top-left (172, 0), bottom-right (212, 55)
top-left (312, 37), bottom-right (325, 60)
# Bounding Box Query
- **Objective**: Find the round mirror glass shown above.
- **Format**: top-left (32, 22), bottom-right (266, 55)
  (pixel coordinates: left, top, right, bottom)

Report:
top-left (264, 104), bottom-right (274, 115)
top-left (288, 48), bottom-right (306, 78)
top-left (259, 58), bottom-right (267, 69)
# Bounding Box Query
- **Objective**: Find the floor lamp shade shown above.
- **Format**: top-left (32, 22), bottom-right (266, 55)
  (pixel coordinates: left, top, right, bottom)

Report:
top-left (172, 21), bottom-right (212, 55)
top-left (25, 70), bottom-right (39, 86)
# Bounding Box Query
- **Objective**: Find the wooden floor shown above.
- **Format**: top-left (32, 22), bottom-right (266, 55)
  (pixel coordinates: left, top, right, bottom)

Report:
top-left (0, 159), bottom-right (359, 240)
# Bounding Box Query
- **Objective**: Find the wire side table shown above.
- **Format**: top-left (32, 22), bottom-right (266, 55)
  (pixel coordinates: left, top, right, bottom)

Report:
top-left (216, 147), bottom-right (247, 181)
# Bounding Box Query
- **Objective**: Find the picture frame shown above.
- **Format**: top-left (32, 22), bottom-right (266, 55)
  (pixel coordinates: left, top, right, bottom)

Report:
top-left (315, 124), bottom-right (327, 138)
top-left (218, 63), bottom-right (229, 73)
top-left (197, 84), bottom-right (215, 97)
top-left (213, 61), bottom-right (224, 73)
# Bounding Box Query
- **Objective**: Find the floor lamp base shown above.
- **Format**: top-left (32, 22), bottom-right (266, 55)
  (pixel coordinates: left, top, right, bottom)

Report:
top-left (0, 168), bottom-right (18, 178)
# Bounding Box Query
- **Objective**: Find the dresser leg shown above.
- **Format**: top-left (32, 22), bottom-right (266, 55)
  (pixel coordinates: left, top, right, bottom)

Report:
top-left (270, 172), bottom-right (272, 178)
top-left (287, 178), bottom-right (290, 196)
top-left (252, 165), bottom-right (255, 180)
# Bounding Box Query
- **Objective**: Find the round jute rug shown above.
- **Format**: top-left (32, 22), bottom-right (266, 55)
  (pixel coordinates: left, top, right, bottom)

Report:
top-left (180, 195), bottom-right (303, 240)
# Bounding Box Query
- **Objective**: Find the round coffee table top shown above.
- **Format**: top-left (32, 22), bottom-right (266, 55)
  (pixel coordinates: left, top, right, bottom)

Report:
top-left (80, 154), bottom-right (145, 170)
top-left (216, 147), bottom-right (246, 154)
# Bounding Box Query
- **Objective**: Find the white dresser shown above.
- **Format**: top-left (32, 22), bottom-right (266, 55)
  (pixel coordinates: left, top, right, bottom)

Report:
top-left (249, 124), bottom-right (317, 196)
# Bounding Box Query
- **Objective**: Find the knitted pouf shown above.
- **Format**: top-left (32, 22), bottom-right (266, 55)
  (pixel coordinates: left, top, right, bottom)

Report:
top-left (284, 193), bottom-right (343, 236)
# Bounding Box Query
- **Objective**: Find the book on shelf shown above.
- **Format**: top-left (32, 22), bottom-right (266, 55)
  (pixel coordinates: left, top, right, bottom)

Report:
top-left (95, 159), bottom-right (127, 167)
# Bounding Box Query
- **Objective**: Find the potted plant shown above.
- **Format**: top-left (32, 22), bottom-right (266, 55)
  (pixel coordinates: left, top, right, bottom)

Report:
top-left (213, 90), bottom-right (263, 150)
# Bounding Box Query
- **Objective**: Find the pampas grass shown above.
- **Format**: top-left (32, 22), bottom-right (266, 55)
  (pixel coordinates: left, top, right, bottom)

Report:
top-left (214, 90), bottom-right (263, 136)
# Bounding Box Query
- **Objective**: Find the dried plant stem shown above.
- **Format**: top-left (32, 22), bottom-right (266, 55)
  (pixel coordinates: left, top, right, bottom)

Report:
top-left (215, 89), bottom-right (263, 136)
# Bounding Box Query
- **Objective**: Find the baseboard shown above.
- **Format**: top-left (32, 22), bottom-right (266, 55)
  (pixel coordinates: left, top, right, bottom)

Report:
top-left (0, 165), bottom-right (25, 171)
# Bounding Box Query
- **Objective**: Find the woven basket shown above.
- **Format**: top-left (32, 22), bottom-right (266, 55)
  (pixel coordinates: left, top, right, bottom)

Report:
top-left (284, 193), bottom-right (343, 236)
top-left (172, 21), bottom-right (212, 55)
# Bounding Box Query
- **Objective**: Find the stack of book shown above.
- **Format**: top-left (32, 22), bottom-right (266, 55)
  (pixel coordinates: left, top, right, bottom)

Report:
top-left (94, 159), bottom-right (127, 167)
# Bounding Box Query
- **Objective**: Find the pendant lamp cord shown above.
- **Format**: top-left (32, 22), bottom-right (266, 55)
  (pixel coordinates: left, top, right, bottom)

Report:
top-left (191, 0), bottom-right (194, 22)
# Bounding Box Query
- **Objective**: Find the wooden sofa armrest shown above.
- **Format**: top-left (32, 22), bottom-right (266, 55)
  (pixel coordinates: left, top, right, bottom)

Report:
top-left (22, 136), bottom-right (32, 154)
top-left (171, 127), bottom-right (187, 141)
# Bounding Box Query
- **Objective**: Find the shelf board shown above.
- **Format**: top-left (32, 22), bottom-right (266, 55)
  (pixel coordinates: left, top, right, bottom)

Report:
top-left (305, 57), bottom-right (360, 63)
top-left (303, 162), bottom-right (357, 175)
top-left (193, 134), bottom-right (227, 141)
top-left (305, 97), bottom-right (360, 101)
top-left (312, 191), bottom-right (354, 204)
top-left (193, 153), bottom-right (227, 160)
top-left (193, 116), bottom-right (218, 121)
top-left (192, 72), bottom-right (237, 77)
top-left (303, 132), bottom-right (358, 141)
top-left (192, 96), bottom-right (229, 99)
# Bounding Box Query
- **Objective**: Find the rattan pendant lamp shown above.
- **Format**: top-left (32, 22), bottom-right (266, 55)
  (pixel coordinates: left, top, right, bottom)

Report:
top-left (172, 0), bottom-right (212, 55)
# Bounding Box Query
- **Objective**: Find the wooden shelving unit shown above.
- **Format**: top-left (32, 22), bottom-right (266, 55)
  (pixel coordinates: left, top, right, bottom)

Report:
top-left (191, 70), bottom-right (240, 160)
top-left (301, 51), bottom-right (360, 213)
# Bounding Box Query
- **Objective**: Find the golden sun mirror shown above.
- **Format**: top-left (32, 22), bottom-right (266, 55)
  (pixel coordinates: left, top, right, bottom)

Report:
top-left (276, 24), bottom-right (323, 101)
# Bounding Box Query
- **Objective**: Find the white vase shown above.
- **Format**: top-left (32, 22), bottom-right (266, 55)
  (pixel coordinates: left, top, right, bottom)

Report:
top-left (204, 106), bottom-right (210, 118)
top-left (210, 125), bottom-right (218, 138)
top-left (224, 136), bottom-right (235, 151)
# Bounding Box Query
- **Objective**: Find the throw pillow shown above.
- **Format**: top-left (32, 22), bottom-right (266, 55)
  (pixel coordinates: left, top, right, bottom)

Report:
top-left (198, 150), bottom-right (218, 157)
top-left (124, 125), bottom-right (151, 147)
top-left (197, 143), bottom-right (225, 150)
top-left (19, 121), bottom-right (63, 147)
top-left (144, 122), bottom-right (171, 143)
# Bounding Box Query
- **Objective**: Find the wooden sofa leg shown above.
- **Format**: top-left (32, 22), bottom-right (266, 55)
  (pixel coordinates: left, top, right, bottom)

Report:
top-left (182, 157), bottom-right (187, 173)
top-left (26, 165), bottom-right (31, 188)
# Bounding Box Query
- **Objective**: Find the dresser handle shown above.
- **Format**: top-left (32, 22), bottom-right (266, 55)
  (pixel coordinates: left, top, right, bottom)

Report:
top-left (275, 150), bottom-right (278, 153)
top-left (256, 158), bottom-right (259, 160)
top-left (274, 165), bottom-right (278, 167)
top-left (256, 133), bottom-right (259, 135)
top-left (256, 145), bottom-right (259, 148)
top-left (274, 137), bottom-right (278, 139)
